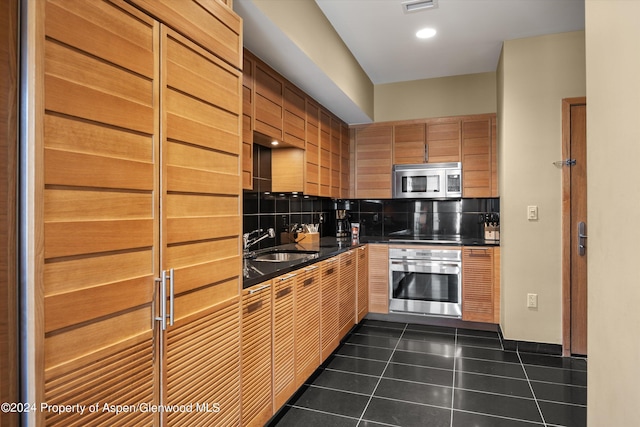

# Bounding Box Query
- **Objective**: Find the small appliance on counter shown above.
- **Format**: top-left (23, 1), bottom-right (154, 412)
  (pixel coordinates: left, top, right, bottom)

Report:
top-left (334, 200), bottom-right (351, 242)
top-left (480, 212), bottom-right (500, 242)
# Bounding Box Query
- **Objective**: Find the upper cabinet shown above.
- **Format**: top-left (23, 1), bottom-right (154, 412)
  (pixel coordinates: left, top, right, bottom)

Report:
top-left (393, 123), bottom-right (426, 164)
top-left (461, 114), bottom-right (497, 198)
top-left (242, 49), bottom-right (349, 196)
top-left (353, 125), bottom-right (393, 199)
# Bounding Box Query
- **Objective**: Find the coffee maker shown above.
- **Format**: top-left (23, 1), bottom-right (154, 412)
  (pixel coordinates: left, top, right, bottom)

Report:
top-left (334, 200), bottom-right (351, 241)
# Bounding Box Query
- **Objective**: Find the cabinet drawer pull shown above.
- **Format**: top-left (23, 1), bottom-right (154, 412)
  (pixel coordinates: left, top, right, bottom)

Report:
top-left (249, 284), bottom-right (270, 294)
top-left (276, 287), bottom-right (292, 299)
top-left (303, 278), bottom-right (314, 287)
top-left (346, 260), bottom-right (353, 266)
top-left (247, 300), bottom-right (263, 314)
top-left (279, 273), bottom-right (296, 282)
top-left (325, 268), bottom-right (335, 276)
top-left (304, 265), bottom-right (318, 272)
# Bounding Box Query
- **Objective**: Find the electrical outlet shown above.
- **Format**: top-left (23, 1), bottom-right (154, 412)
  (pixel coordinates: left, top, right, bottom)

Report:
top-left (527, 293), bottom-right (538, 308)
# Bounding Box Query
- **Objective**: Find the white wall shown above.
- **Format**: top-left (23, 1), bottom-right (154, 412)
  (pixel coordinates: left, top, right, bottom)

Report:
top-left (498, 31), bottom-right (585, 343)
top-left (586, 1), bottom-right (640, 424)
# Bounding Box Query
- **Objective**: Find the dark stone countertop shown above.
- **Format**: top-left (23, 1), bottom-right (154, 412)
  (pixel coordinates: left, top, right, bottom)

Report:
top-left (242, 236), bottom-right (499, 289)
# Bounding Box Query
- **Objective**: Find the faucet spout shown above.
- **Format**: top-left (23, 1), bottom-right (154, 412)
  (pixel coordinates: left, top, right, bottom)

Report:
top-left (243, 228), bottom-right (275, 254)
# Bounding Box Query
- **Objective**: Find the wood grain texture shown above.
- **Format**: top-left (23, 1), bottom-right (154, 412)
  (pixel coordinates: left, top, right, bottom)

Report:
top-left (354, 126), bottom-right (393, 199)
top-left (368, 244), bottom-right (389, 314)
top-left (338, 251), bottom-right (356, 338)
top-left (393, 123), bottom-right (425, 164)
top-left (294, 266), bottom-right (320, 388)
top-left (356, 246), bottom-right (369, 322)
top-left (462, 116), bottom-right (493, 197)
top-left (462, 247), bottom-right (495, 323)
top-left (272, 273), bottom-right (296, 410)
top-left (320, 257), bottom-right (340, 361)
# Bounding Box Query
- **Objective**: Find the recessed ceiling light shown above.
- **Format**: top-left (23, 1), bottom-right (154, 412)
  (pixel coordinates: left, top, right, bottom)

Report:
top-left (416, 28), bottom-right (437, 39)
top-left (271, 140), bottom-right (279, 146)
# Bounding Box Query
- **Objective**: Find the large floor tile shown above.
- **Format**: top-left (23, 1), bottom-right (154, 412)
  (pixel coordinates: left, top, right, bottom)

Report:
top-left (401, 329), bottom-right (456, 344)
top-left (455, 346), bottom-right (521, 364)
top-left (454, 389), bottom-right (543, 423)
top-left (362, 397), bottom-right (451, 427)
top-left (456, 357), bottom-right (526, 379)
top-left (530, 381), bottom-right (587, 405)
top-left (524, 364), bottom-right (587, 387)
top-left (345, 333), bottom-right (400, 349)
top-left (452, 410), bottom-right (543, 427)
top-left (355, 325), bottom-right (405, 339)
top-left (395, 338), bottom-right (456, 357)
top-left (273, 406), bottom-right (358, 427)
top-left (361, 319), bottom-right (407, 330)
top-left (374, 378), bottom-right (452, 408)
top-left (519, 353), bottom-right (587, 371)
top-left (457, 334), bottom-right (503, 350)
top-left (390, 349), bottom-right (455, 370)
top-left (310, 369), bottom-right (379, 395)
top-left (383, 362), bottom-right (453, 387)
top-left (325, 355), bottom-right (388, 376)
top-left (336, 343), bottom-right (394, 362)
top-left (288, 385), bottom-right (370, 418)
top-left (455, 371), bottom-right (533, 398)
top-left (405, 323), bottom-right (456, 335)
top-left (456, 328), bottom-right (500, 339)
top-left (538, 401), bottom-right (587, 427)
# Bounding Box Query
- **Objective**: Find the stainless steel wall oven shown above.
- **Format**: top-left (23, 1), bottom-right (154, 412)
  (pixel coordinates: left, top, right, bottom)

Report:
top-left (389, 247), bottom-right (462, 318)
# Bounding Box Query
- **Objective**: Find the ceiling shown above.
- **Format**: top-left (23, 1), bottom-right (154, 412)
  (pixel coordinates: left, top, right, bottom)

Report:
top-left (235, 0), bottom-right (585, 123)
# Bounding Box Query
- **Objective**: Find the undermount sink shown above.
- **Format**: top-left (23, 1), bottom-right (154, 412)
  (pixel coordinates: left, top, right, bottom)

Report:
top-left (252, 250), bottom-right (319, 263)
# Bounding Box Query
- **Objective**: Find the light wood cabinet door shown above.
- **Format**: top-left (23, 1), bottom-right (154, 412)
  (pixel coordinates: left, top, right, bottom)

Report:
top-left (354, 125), bottom-right (393, 199)
top-left (242, 51), bottom-right (255, 189)
top-left (341, 123), bottom-right (351, 198)
top-left (319, 110), bottom-right (332, 197)
top-left (305, 100), bottom-right (321, 195)
top-left (368, 244), bottom-right (389, 314)
top-left (272, 273), bottom-right (297, 410)
top-left (339, 250), bottom-right (357, 338)
top-left (320, 257), bottom-right (340, 361)
top-left (241, 282), bottom-right (273, 427)
top-left (393, 123), bottom-right (426, 164)
top-left (462, 247), bottom-right (497, 323)
top-left (426, 118), bottom-right (462, 163)
top-left (331, 116), bottom-right (342, 198)
top-left (254, 61), bottom-right (283, 140)
top-left (272, 148), bottom-right (304, 192)
top-left (462, 115), bottom-right (493, 197)
top-left (283, 84), bottom-right (305, 149)
top-left (295, 265), bottom-right (321, 388)
top-left (356, 245), bottom-right (369, 322)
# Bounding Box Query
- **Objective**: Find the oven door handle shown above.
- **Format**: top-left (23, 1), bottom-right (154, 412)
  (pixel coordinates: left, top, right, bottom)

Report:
top-left (391, 260), bottom-right (460, 268)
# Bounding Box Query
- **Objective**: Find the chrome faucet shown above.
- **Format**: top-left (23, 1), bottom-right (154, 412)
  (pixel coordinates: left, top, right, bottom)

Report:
top-left (243, 228), bottom-right (275, 255)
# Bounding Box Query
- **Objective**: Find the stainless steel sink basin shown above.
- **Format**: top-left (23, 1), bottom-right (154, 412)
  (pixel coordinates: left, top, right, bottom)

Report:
top-left (252, 250), bottom-right (319, 263)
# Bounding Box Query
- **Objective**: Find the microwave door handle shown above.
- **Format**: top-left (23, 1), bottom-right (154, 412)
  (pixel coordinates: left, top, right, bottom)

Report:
top-left (424, 143), bottom-right (429, 162)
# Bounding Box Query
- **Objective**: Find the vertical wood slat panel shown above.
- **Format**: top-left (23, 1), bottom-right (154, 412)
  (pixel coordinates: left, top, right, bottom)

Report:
top-left (462, 247), bottom-right (495, 323)
top-left (356, 246), bottom-right (369, 322)
top-left (272, 273), bottom-right (296, 411)
top-left (320, 257), bottom-right (340, 361)
top-left (294, 266), bottom-right (320, 388)
top-left (339, 251), bottom-right (356, 338)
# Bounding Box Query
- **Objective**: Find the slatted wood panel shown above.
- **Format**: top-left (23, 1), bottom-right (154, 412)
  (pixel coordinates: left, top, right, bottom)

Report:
top-left (426, 118), bottom-right (462, 163)
top-left (242, 52), bottom-right (254, 189)
top-left (491, 115), bottom-right (498, 197)
top-left (305, 100), bottom-right (320, 195)
top-left (330, 117), bottom-right (341, 198)
top-left (340, 123), bottom-right (350, 199)
top-left (462, 247), bottom-right (495, 323)
top-left (319, 110), bottom-right (331, 197)
top-left (320, 257), bottom-right (340, 361)
top-left (368, 244), bottom-right (389, 314)
top-left (254, 61), bottom-right (283, 140)
top-left (339, 251), bottom-right (357, 338)
top-left (462, 116), bottom-right (493, 197)
top-left (356, 246), bottom-right (369, 322)
top-left (294, 265), bottom-right (320, 388)
top-left (393, 123), bottom-right (425, 164)
top-left (42, 3), bottom-right (158, 425)
top-left (354, 126), bottom-right (393, 199)
top-left (165, 300), bottom-right (241, 426)
top-left (272, 273), bottom-right (296, 410)
top-left (283, 84), bottom-right (305, 149)
top-left (241, 282), bottom-right (273, 427)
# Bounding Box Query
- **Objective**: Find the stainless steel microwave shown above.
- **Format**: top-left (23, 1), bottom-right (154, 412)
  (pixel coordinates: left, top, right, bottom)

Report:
top-left (392, 163), bottom-right (462, 199)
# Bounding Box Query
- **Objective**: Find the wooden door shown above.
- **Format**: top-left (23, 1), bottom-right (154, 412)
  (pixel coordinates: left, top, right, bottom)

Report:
top-left (319, 110), bottom-right (331, 197)
top-left (426, 118), bottom-right (462, 163)
top-left (354, 126), bottom-right (393, 199)
top-left (41, 2), bottom-right (159, 425)
top-left (462, 247), bottom-right (495, 323)
top-left (562, 98), bottom-right (588, 355)
top-left (368, 244), bottom-right (389, 314)
top-left (356, 246), bottom-right (369, 322)
top-left (393, 123), bottom-right (426, 164)
top-left (304, 100), bottom-right (320, 195)
top-left (241, 281), bottom-right (273, 427)
top-left (338, 250), bottom-right (357, 338)
top-left (320, 257), bottom-right (340, 361)
top-left (161, 26), bottom-right (242, 426)
top-left (295, 265), bottom-right (320, 388)
top-left (272, 273), bottom-right (296, 410)
top-left (462, 116), bottom-right (493, 197)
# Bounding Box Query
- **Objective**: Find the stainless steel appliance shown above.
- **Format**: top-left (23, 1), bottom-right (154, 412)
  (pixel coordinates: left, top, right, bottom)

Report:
top-left (389, 247), bottom-right (462, 318)
top-left (393, 163), bottom-right (462, 199)
top-left (334, 200), bottom-right (351, 241)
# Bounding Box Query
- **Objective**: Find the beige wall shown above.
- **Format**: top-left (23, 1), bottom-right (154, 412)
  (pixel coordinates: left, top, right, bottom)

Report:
top-left (374, 72), bottom-right (497, 122)
top-left (252, 0), bottom-right (374, 119)
top-left (498, 31), bottom-right (585, 343)
top-left (586, 1), bottom-right (640, 424)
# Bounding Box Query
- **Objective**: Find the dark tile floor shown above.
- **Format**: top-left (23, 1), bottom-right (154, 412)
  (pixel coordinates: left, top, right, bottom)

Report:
top-left (268, 319), bottom-right (587, 427)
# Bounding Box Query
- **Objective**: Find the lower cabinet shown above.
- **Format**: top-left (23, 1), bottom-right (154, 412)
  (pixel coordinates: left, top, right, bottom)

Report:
top-left (241, 281), bottom-right (273, 427)
top-left (368, 244), bottom-right (389, 313)
top-left (356, 245), bottom-right (369, 322)
top-left (294, 265), bottom-right (321, 388)
top-left (320, 257), bottom-right (340, 361)
top-left (462, 246), bottom-right (500, 323)
top-left (272, 272), bottom-right (297, 410)
top-left (338, 250), bottom-right (357, 338)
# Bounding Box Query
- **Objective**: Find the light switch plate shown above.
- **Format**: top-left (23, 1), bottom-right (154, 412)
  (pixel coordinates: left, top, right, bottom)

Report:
top-left (527, 205), bottom-right (538, 220)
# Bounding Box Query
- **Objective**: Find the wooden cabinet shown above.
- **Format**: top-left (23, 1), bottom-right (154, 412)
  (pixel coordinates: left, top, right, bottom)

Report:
top-left (272, 272), bottom-right (297, 410)
top-left (339, 250), bottom-right (357, 338)
top-left (242, 53), bottom-right (255, 189)
top-left (393, 123), bottom-right (426, 164)
top-left (254, 59), bottom-right (283, 140)
top-left (305, 100), bottom-right (321, 195)
top-left (341, 123), bottom-right (351, 199)
top-left (320, 257), bottom-right (340, 361)
top-left (462, 247), bottom-right (500, 323)
top-left (331, 117), bottom-right (342, 198)
top-left (356, 246), bottom-right (369, 322)
top-left (35, 0), bottom-right (243, 425)
top-left (272, 148), bottom-right (304, 192)
top-left (294, 265), bottom-right (321, 388)
top-left (368, 244), bottom-right (389, 313)
top-left (319, 109), bottom-right (332, 197)
top-left (462, 114), bottom-right (496, 197)
top-left (283, 84), bottom-right (306, 149)
top-left (241, 281), bottom-right (273, 427)
top-left (427, 118), bottom-right (462, 163)
top-left (353, 125), bottom-right (393, 199)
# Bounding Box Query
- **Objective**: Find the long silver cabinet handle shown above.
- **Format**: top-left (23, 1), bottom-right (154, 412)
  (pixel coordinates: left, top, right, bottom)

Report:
top-left (155, 270), bottom-right (167, 331)
top-left (168, 268), bottom-right (175, 327)
top-left (279, 273), bottom-right (297, 281)
top-left (304, 265), bottom-right (319, 272)
top-left (249, 284), bottom-right (270, 294)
